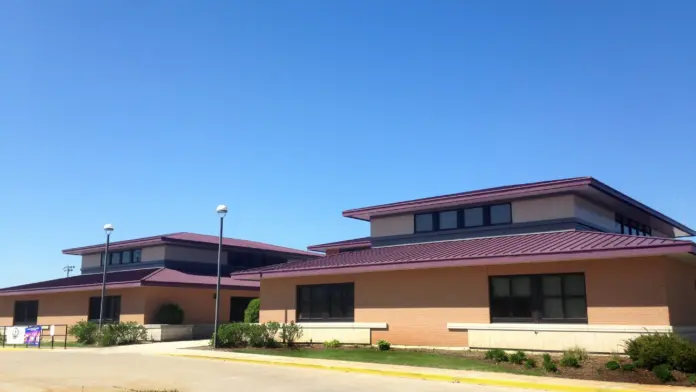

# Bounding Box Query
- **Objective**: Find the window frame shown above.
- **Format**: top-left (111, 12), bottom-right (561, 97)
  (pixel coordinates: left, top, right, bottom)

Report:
top-left (296, 283), bottom-right (355, 322)
top-left (489, 273), bottom-right (588, 324)
top-left (87, 295), bottom-right (122, 323)
top-left (13, 300), bottom-right (39, 326)
top-left (413, 203), bottom-right (512, 233)
top-left (101, 249), bottom-right (142, 266)
top-left (615, 214), bottom-right (652, 237)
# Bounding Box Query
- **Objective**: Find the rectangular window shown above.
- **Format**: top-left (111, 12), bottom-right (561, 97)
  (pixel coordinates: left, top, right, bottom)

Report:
top-left (414, 213), bottom-right (434, 232)
top-left (464, 207), bottom-right (484, 227)
top-left (121, 250), bottom-right (132, 264)
top-left (489, 273), bottom-right (587, 323)
top-left (296, 283), bottom-right (354, 322)
top-left (13, 300), bottom-right (39, 325)
top-left (490, 204), bottom-right (512, 225)
top-left (615, 214), bottom-right (651, 237)
top-left (88, 296), bottom-right (121, 323)
top-left (132, 249), bottom-right (142, 263)
top-left (438, 210), bottom-right (458, 230)
top-left (110, 252), bottom-right (121, 265)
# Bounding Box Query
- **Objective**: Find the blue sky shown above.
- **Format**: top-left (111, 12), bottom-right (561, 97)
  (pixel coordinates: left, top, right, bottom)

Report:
top-left (1, 1), bottom-right (695, 287)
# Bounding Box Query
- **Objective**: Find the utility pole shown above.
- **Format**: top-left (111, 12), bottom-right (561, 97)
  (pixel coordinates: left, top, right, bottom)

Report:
top-left (62, 265), bottom-right (75, 277)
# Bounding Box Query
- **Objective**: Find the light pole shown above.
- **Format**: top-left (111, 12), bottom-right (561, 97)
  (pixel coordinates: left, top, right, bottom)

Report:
top-left (212, 204), bottom-right (227, 349)
top-left (62, 265), bottom-right (75, 277)
top-left (98, 224), bottom-right (114, 329)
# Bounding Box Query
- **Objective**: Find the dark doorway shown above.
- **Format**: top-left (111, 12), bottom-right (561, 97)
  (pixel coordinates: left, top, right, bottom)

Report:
top-left (230, 297), bottom-right (253, 322)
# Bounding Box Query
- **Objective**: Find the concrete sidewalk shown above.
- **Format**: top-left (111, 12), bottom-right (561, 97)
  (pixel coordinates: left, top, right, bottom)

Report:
top-left (166, 348), bottom-right (692, 392)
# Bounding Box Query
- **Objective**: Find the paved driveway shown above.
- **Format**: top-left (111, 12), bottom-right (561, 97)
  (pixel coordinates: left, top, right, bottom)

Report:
top-left (0, 350), bottom-right (523, 392)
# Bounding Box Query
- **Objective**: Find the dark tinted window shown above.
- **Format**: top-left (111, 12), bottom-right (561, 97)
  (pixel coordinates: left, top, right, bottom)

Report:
top-left (415, 213), bottom-right (434, 232)
top-left (490, 273), bottom-right (587, 323)
top-left (464, 207), bottom-right (484, 227)
top-left (490, 204), bottom-right (512, 225)
top-left (438, 211), bottom-right (458, 230)
top-left (297, 283), bottom-right (354, 322)
top-left (88, 296), bottom-right (121, 323)
top-left (13, 300), bottom-right (39, 325)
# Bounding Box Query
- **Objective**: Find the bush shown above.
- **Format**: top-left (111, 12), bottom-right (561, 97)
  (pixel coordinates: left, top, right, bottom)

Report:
top-left (484, 348), bottom-right (509, 363)
top-left (68, 321), bottom-right (99, 345)
top-left (95, 322), bottom-right (148, 346)
top-left (560, 349), bottom-right (583, 368)
top-left (153, 303), bottom-right (184, 325)
top-left (524, 358), bottom-right (537, 369)
top-left (621, 363), bottom-right (636, 372)
top-left (564, 346), bottom-right (588, 361)
top-left (689, 374), bottom-right (696, 385)
top-left (215, 323), bottom-right (248, 348)
top-left (246, 323), bottom-right (267, 348)
top-left (324, 339), bottom-right (341, 348)
top-left (605, 360), bottom-right (621, 371)
top-left (377, 340), bottom-right (391, 351)
top-left (509, 351), bottom-right (527, 365)
top-left (264, 322), bottom-right (280, 348)
top-left (542, 353), bottom-right (558, 373)
top-left (625, 332), bottom-right (696, 373)
top-left (653, 364), bottom-right (675, 383)
top-left (280, 321), bottom-right (303, 347)
top-left (244, 299), bottom-right (260, 323)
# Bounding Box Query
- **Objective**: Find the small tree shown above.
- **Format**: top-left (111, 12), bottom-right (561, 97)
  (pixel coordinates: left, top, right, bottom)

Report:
top-left (244, 298), bottom-right (260, 323)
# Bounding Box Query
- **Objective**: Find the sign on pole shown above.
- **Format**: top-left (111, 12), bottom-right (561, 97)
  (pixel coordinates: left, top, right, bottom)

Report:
top-left (49, 325), bottom-right (55, 337)
top-left (24, 326), bottom-right (41, 346)
top-left (5, 326), bottom-right (26, 345)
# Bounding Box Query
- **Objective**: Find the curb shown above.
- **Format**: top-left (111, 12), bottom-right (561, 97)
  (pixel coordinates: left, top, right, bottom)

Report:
top-left (166, 354), bottom-right (641, 392)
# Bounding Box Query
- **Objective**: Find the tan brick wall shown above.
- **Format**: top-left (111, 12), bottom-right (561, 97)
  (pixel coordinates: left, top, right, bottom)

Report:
top-left (0, 288), bottom-right (146, 328)
top-left (260, 257), bottom-right (672, 347)
top-left (142, 286), bottom-right (257, 324)
top-left (665, 258), bottom-right (696, 326)
top-left (0, 286), bottom-right (259, 329)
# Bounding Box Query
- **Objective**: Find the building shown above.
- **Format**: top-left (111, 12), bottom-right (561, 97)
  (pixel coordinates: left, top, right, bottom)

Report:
top-left (0, 232), bottom-right (319, 333)
top-left (233, 177), bottom-right (696, 353)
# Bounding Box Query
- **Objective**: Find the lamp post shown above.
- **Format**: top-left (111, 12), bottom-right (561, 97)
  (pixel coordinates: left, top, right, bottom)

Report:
top-left (212, 204), bottom-right (227, 349)
top-left (98, 224), bottom-right (114, 330)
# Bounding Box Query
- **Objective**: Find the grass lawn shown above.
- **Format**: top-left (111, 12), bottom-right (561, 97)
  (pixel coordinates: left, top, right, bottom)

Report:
top-left (233, 347), bottom-right (542, 375)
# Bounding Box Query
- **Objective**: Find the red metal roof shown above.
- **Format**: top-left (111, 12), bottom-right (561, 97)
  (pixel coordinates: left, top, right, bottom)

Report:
top-left (0, 268), bottom-right (259, 296)
top-left (232, 231), bottom-right (696, 279)
top-left (62, 232), bottom-right (321, 257)
top-left (340, 177), bottom-right (696, 236)
top-left (307, 237), bottom-right (372, 252)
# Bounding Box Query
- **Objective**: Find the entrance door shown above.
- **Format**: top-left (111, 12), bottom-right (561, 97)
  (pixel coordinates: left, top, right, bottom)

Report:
top-left (229, 297), bottom-right (253, 322)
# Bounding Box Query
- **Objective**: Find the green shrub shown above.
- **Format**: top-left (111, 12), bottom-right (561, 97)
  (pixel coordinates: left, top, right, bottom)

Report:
top-left (215, 323), bottom-right (248, 348)
top-left (377, 340), bottom-right (391, 351)
top-left (560, 348), bottom-right (583, 368)
top-left (524, 358), bottom-right (537, 369)
top-left (509, 351), bottom-right (527, 365)
top-left (688, 374), bottom-right (696, 385)
top-left (484, 348), bottom-right (508, 362)
top-left (605, 361), bottom-right (621, 371)
top-left (542, 353), bottom-right (558, 373)
top-left (653, 364), bottom-right (675, 383)
top-left (621, 363), bottom-right (636, 372)
top-left (280, 321), bottom-right (303, 347)
top-left (625, 332), bottom-right (696, 373)
top-left (243, 299), bottom-right (260, 323)
top-left (264, 322), bottom-right (280, 347)
top-left (246, 323), bottom-right (267, 348)
top-left (324, 339), bottom-right (341, 348)
top-left (94, 322), bottom-right (148, 346)
top-left (153, 303), bottom-right (184, 325)
top-left (68, 321), bottom-right (99, 345)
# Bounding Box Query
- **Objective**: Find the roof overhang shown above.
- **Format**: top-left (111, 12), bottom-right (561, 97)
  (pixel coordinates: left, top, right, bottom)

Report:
top-left (232, 242), bottom-right (696, 280)
top-left (341, 177), bottom-right (696, 237)
top-left (307, 238), bottom-right (372, 252)
top-left (0, 280), bottom-right (259, 297)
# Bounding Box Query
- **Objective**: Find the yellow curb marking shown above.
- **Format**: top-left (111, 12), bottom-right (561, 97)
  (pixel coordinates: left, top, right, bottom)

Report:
top-left (166, 354), bottom-right (641, 392)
